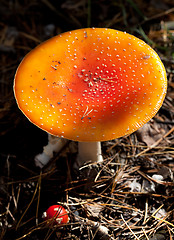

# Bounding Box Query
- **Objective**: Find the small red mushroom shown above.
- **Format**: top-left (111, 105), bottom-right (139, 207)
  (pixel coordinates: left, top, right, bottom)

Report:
top-left (42, 205), bottom-right (69, 225)
top-left (14, 28), bottom-right (167, 167)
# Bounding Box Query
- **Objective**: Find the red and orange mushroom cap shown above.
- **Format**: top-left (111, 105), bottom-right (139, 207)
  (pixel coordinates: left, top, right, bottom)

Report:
top-left (14, 28), bottom-right (167, 141)
top-left (42, 205), bottom-right (69, 225)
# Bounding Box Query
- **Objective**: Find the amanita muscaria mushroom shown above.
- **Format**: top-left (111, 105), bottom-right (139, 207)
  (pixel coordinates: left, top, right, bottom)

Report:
top-left (42, 205), bottom-right (69, 225)
top-left (14, 28), bottom-right (167, 167)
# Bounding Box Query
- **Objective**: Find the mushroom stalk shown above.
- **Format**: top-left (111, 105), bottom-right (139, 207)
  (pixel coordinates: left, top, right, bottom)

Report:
top-left (35, 138), bottom-right (103, 168)
top-left (35, 134), bottom-right (68, 168)
top-left (77, 141), bottom-right (103, 167)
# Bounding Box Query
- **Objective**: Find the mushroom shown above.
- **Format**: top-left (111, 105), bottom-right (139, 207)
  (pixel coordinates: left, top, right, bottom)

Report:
top-left (42, 205), bottom-right (69, 225)
top-left (14, 28), bottom-right (167, 168)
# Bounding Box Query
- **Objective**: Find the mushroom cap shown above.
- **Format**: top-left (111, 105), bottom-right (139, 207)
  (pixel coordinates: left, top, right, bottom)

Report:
top-left (14, 28), bottom-right (167, 142)
top-left (43, 205), bottom-right (69, 225)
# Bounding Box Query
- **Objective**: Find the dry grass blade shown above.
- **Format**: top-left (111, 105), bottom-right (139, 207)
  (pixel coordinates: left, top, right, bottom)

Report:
top-left (16, 180), bottom-right (39, 230)
top-left (136, 126), bottom-right (174, 157)
top-left (152, 215), bottom-right (174, 228)
top-left (121, 214), bottom-right (140, 240)
top-left (137, 170), bottom-right (174, 186)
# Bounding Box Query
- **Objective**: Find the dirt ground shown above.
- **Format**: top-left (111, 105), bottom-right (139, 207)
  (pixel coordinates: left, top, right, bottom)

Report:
top-left (0, 0), bottom-right (174, 239)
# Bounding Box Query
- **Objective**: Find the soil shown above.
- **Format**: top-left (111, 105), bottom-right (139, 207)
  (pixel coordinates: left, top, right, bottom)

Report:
top-left (0, 0), bottom-right (174, 239)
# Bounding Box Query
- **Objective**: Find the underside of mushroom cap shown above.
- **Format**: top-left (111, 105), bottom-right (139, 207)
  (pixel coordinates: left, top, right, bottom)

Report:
top-left (14, 28), bottom-right (167, 142)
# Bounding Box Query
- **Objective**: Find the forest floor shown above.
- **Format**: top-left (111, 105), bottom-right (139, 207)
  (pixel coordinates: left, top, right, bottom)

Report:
top-left (0, 0), bottom-right (174, 239)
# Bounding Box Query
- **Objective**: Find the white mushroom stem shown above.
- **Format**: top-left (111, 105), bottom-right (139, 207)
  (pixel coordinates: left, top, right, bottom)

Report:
top-left (35, 134), bottom-right (68, 168)
top-left (35, 135), bottom-right (103, 169)
top-left (76, 141), bottom-right (103, 167)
